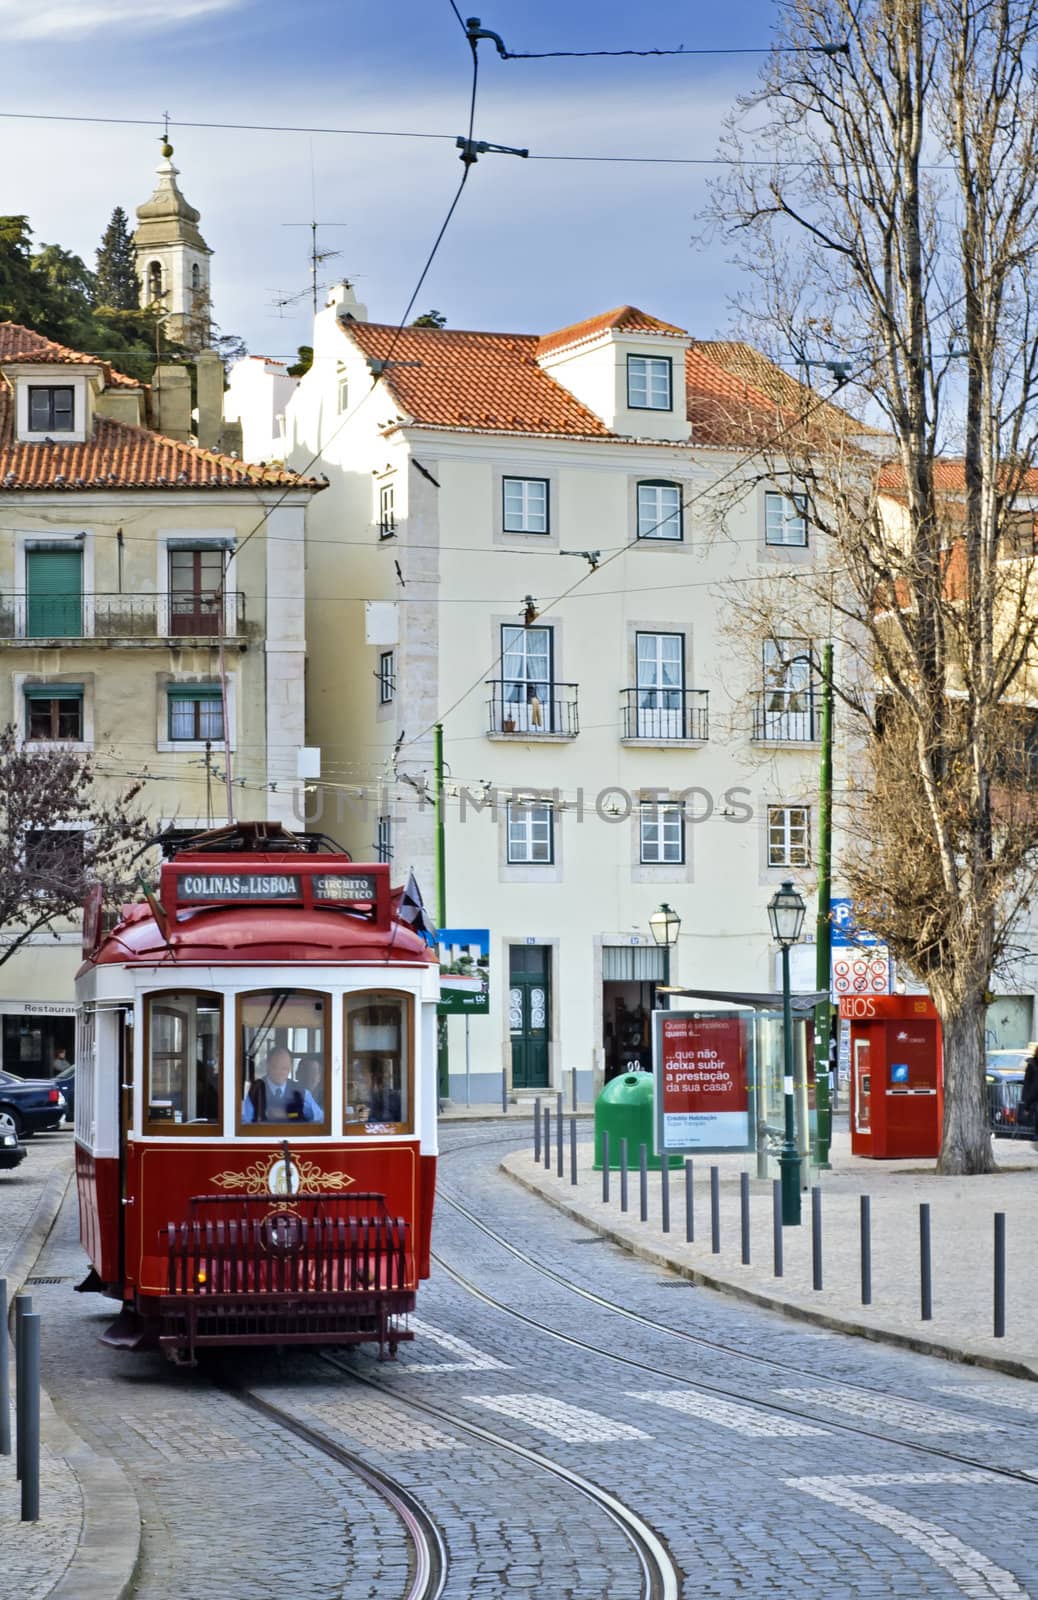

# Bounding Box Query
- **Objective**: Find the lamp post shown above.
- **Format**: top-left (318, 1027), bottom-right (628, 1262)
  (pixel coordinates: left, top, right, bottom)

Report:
top-left (649, 903), bottom-right (681, 1005)
top-left (768, 879), bottom-right (806, 1225)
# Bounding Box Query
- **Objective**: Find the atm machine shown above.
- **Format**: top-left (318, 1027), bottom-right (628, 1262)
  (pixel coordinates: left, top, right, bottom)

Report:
top-left (842, 994), bottom-right (943, 1158)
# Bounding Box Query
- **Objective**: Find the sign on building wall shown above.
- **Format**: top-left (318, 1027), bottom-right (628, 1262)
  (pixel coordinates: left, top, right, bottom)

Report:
top-left (653, 1011), bottom-right (754, 1154)
top-left (437, 928), bottom-right (490, 1014)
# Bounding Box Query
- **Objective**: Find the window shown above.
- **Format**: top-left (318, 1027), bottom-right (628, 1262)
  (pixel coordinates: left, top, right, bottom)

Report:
top-left (25, 547), bottom-right (83, 638)
top-left (345, 992), bottom-right (412, 1131)
top-left (145, 990), bottom-right (221, 1130)
top-left (765, 491), bottom-right (808, 547)
top-left (24, 829), bottom-right (86, 899)
top-left (168, 547), bottom-right (224, 636)
top-left (168, 684), bottom-right (224, 742)
top-left (191, 263), bottom-right (201, 292)
top-left (376, 814), bottom-right (392, 863)
top-left (378, 649), bottom-right (395, 704)
top-left (28, 386), bottom-right (74, 433)
top-left (640, 802), bottom-right (684, 864)
top-left (503, 477), bottom-right (549, 534)
top-left (768, 805), bottom-right (811, 868)
top-left (337, 375), bottom-right (350, 413)
top-left (635, 632), bottom-right (684, 737)
top-left (499, 624), bottom-right (552, 733)
top-left (759, 638), bottom-right (815, 740)
top-left (636, 481), bottom-right (682, 541)
top-left (148, 261), bottom-right (163, 302)
top-left (379, 482), bottom-right (396, 538)
top-left (507, 801), bottom-right (553, 863)
top-left (239, 989), bottom-right (329, 1132)
top-left (627, 355), bottom-right (672, 411)
top-left (24, 685), bottom-right (83, 742)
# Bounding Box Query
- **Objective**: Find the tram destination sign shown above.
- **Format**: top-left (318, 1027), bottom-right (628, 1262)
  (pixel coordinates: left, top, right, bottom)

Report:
top-left (174, 869), bottom-right (380, 904)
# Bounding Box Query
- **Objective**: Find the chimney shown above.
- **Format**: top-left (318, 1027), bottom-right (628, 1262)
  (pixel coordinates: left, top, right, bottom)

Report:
top-left (151, 364), bottom-right (192, 443)
top-left (195, 348), bottom-right (224, 451)
top-left (327, 280), bottom-right (368, 323)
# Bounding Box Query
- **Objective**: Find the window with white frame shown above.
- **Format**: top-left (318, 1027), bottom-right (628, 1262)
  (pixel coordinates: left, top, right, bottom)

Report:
top-left (636, 481), bottom-right (682, 540)
top-left (376, 814), bottom-right (392, 863)
top-left (378, 482), bottom-right (396, 538)
top-left (168, 684), bottom-right (224, 742)
top-left (765, 491), bottom-right (808, 547)
top-left (378, 649), bottom-right (395, 704)
top-left (639, 801), bottom-right (684, 864)
top-left (627, 355), bottom-right (672, 411)
top-left (29, 386), bottom-right (75, 433)
top-left (767, 805), bottom-right (811, 868)
top-left (337, 375), bottom-right (350, 413)
top-left (503, 476), bottom-right (549, 534)
top-left (506, 801), bottom-right (553, 864)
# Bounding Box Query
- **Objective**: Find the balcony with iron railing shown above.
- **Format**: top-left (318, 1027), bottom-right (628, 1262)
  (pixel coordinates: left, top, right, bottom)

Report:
top-left (620, 688), bottom-right (709, 744)
top-left (486, 679), bottom-right (580, 739)
top-left (752, 690), bottom-right (819, 744)
top-left (0, 591), bottom-right (248, 644)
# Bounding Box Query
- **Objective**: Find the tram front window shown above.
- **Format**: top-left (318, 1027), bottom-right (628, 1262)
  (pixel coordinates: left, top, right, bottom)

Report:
top-left (346, 993), bottom-right (411, 1131)
top-left (239, 990), bottom-right (329, 1131)
top-left (145, 991), bottom-right (221, 1130)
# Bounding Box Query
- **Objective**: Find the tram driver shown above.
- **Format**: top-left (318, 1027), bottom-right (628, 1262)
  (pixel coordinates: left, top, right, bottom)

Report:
top-left (242, 1046), bottom-right (322, 1123)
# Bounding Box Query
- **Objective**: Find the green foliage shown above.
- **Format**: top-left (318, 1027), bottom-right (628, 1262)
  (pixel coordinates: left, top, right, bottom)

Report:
top-left (411, 309), bottom-right (446, 328)
top-left (288, 344), bottom-right (313, 377)
top-left (94, 206), bottom-right (139, 311)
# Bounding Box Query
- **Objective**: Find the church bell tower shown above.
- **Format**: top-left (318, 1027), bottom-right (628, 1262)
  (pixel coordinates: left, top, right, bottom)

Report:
top-left (133, 138), bottom-right (213, 351)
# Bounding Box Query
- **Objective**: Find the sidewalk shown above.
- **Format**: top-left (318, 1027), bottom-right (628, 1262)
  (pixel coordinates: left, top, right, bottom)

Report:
top-left (0, 1132), bottom-right (140, 1600)
top-left (502, 1119), bottom-right (1038, 1379)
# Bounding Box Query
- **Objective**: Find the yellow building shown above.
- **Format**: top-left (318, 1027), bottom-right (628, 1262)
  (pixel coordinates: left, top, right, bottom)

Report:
top-left (0, 320), bottom-right (321, 1072)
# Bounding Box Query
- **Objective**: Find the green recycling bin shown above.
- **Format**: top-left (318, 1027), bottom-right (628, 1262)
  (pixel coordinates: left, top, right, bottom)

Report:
top-left (593, 1071), bottom-right (683, 1170)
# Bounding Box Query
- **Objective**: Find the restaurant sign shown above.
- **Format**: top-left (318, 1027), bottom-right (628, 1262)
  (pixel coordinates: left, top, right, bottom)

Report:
top-left (653, 1011), bottom-right (754, 1155)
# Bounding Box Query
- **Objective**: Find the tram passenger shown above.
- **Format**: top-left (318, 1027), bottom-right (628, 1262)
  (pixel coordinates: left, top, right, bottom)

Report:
top-left (242, 1047), bottom-right (322, 1123)
top-left (295, 1055), bottom-right (324, 1113)
top-left (367, 1060), bottom-right (402, 1124)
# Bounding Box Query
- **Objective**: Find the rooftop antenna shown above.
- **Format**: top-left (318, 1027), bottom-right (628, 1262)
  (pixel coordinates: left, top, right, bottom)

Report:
top-left (282, 221), bottom-right (349, 313)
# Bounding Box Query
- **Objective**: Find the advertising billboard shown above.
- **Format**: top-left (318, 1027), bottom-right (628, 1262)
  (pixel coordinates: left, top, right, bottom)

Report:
top-left (653, 1011), bottom-right (754, 1154)
top-left (437, 928), bottom-right (490, 1015)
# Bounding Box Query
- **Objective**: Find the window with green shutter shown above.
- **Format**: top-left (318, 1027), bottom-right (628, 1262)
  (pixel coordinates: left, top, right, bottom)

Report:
top-left (167, 683), bottom-right (224, 742)
top-left (24, 683), bottom-right (84, 741)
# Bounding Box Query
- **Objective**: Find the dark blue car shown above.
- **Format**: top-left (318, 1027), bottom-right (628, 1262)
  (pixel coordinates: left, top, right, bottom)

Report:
top-left (0, 1069), bottom-right (66, 1138)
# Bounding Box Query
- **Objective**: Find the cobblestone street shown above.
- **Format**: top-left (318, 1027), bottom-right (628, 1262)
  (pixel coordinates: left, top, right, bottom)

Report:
top-left (14, 1120), bottom-right (1038, 1599)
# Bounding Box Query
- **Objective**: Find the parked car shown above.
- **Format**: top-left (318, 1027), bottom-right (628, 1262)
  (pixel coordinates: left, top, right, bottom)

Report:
top-left (0, 1110), bottom-right (26, 1169)
top-left (54, 1063), bottom-right (75, 1122)
top-left (0, 1069), bottom-right (65, 1137)
top-left (986, 1048), bottom-right (1030, 1138)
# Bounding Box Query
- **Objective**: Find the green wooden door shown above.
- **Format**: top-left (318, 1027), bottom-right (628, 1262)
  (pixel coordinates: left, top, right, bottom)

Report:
top-left (509, 945), bottom-right (550, 1088)
top-left (26, 550), bottom-right (83, 637)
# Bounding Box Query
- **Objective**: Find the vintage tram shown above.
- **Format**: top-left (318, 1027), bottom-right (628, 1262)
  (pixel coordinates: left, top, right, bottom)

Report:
top-left (73, 824), bottom-right (439, 1365)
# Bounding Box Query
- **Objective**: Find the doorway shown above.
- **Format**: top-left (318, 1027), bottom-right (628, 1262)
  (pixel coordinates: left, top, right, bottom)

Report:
top-left (601, 944), bottom-right (668, 1080)
top-left (509, 945), bottom-right (550, 1088)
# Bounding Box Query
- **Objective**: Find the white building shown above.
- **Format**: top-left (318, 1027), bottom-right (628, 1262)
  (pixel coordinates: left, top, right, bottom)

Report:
top-left (284, 289), bottom-right (856, 1102)
top-left (224, 356), bottom-right (298, 463)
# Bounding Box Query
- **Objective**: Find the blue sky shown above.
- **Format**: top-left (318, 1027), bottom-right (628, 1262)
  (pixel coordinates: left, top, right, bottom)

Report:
top-left (0, 0), bottom-right (783, 356)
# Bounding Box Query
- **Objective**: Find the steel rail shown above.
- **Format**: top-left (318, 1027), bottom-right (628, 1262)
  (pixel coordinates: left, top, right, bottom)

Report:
top-left (320, 1353), bottom-right (680, 1600)
top-left (232, 1386), bottom-right (447, 1600)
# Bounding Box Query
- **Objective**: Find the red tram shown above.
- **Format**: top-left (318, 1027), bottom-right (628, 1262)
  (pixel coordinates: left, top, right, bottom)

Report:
top-left (73, 824), bottom-right (439, 1365)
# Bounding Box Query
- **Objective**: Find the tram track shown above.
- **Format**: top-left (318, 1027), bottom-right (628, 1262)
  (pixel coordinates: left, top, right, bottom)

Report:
top-left (319, 1352), bottom-right (681, 1600)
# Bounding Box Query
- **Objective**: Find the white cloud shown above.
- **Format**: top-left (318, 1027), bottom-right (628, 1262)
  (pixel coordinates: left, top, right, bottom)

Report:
top-left (0, 0), bottom-right (242, 39)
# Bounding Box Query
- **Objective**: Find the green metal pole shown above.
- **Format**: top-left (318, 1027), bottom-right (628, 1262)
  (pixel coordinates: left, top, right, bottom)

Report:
top-left (779, 942), bottom-right (802, 1225)
top-left (814, 640), bottom-right (834, 1168)
top-left (434, 723), bottom-right (449, 1100)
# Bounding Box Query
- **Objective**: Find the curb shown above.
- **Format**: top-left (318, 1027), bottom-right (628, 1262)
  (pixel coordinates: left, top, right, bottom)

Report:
top-left (503, 1160), bottom-right (1038, 1384)
top-left (3, 1150), bottom-right (143, 1600)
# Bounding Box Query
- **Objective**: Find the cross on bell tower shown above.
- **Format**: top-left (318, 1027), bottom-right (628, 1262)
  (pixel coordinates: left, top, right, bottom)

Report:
top-left (132, 128), bottom-right (213, 352)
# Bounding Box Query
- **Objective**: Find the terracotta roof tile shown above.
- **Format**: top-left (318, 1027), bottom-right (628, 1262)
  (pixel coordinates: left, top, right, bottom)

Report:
top-left (0, 320), bottom-right (142, 389)
top-left (879, 460), bottom-right (1038, 493)
top-left (535, 304), bottom-right (687, 358)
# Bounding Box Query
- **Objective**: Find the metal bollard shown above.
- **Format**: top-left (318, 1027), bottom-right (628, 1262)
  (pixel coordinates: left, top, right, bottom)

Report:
top-left (639, 1144), bottom-right (649, 1223)
top-left (811, 1186), bottom-right (823, 1291)
top-left (19, 1312), bottom-right (40, 1522)
top-left (710, 1166), bottom-right (720, 1254)
top-left (685, 1159), bottom-right (694, 1243)
top-left (544, 1106), bottom-right (552, 1171)
top-left (571, 1066), bottom-right (578, 1113)
top-left (772, 1179), bottom-right (783, 1277)
top-left (919, 1202), bottom-right (933, 1321)
top-left (0, 1276), bottom-right (9, 1457)
top-left (661, 1158), bottom-right (671, 1235)
top-left (740, 1171), bottom-right (751, 1265)
top-left (14, 1293), bottom-right (32, 1482)
top-left (602, 1130), bottom-right (610, 1203)
top-left (620, 1138), bottom-right (629, 1212)
top-left (860, 1194), bottom-right (872, 1306)
top-left (569, 1116), bottom-right (577, 1186)
top-left (502, 1067), bottom-right (508, 1115)
top-left (534, 1096), bottom-right (542, 1163)
top-left (556, 1099), bottom-right (564, 1178)
top-left (994, 1212), bottom-right (1006, 1339)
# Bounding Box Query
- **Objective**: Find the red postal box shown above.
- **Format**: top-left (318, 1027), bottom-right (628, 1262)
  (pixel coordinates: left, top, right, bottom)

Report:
top-left (841, 994), bottom-right (943, 1159)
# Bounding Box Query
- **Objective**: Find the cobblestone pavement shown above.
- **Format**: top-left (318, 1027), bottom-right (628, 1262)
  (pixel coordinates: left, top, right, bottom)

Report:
top-left (23, 1120), bottom-right (1038, 1599)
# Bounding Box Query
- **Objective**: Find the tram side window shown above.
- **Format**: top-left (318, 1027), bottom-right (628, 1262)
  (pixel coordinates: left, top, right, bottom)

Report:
top-left (239, 989), bottom-right (329, 1131)
top-left (146, 992), bottom-right (221, 1129)
top-left (345, 993), bottom-right (411, 1131)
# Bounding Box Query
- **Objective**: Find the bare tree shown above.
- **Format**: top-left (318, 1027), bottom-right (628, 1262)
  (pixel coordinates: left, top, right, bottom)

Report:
top-left (0, 729), bottom-right (149, 969)
top-left (705, 0), bottom-right (1038, 1173)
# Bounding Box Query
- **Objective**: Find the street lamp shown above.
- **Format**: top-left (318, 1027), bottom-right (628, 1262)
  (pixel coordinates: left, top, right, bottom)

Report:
top-left (768, 879), bottom-right (807, 1225)
top-left (649, 903), bottom-right (681, 1008)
